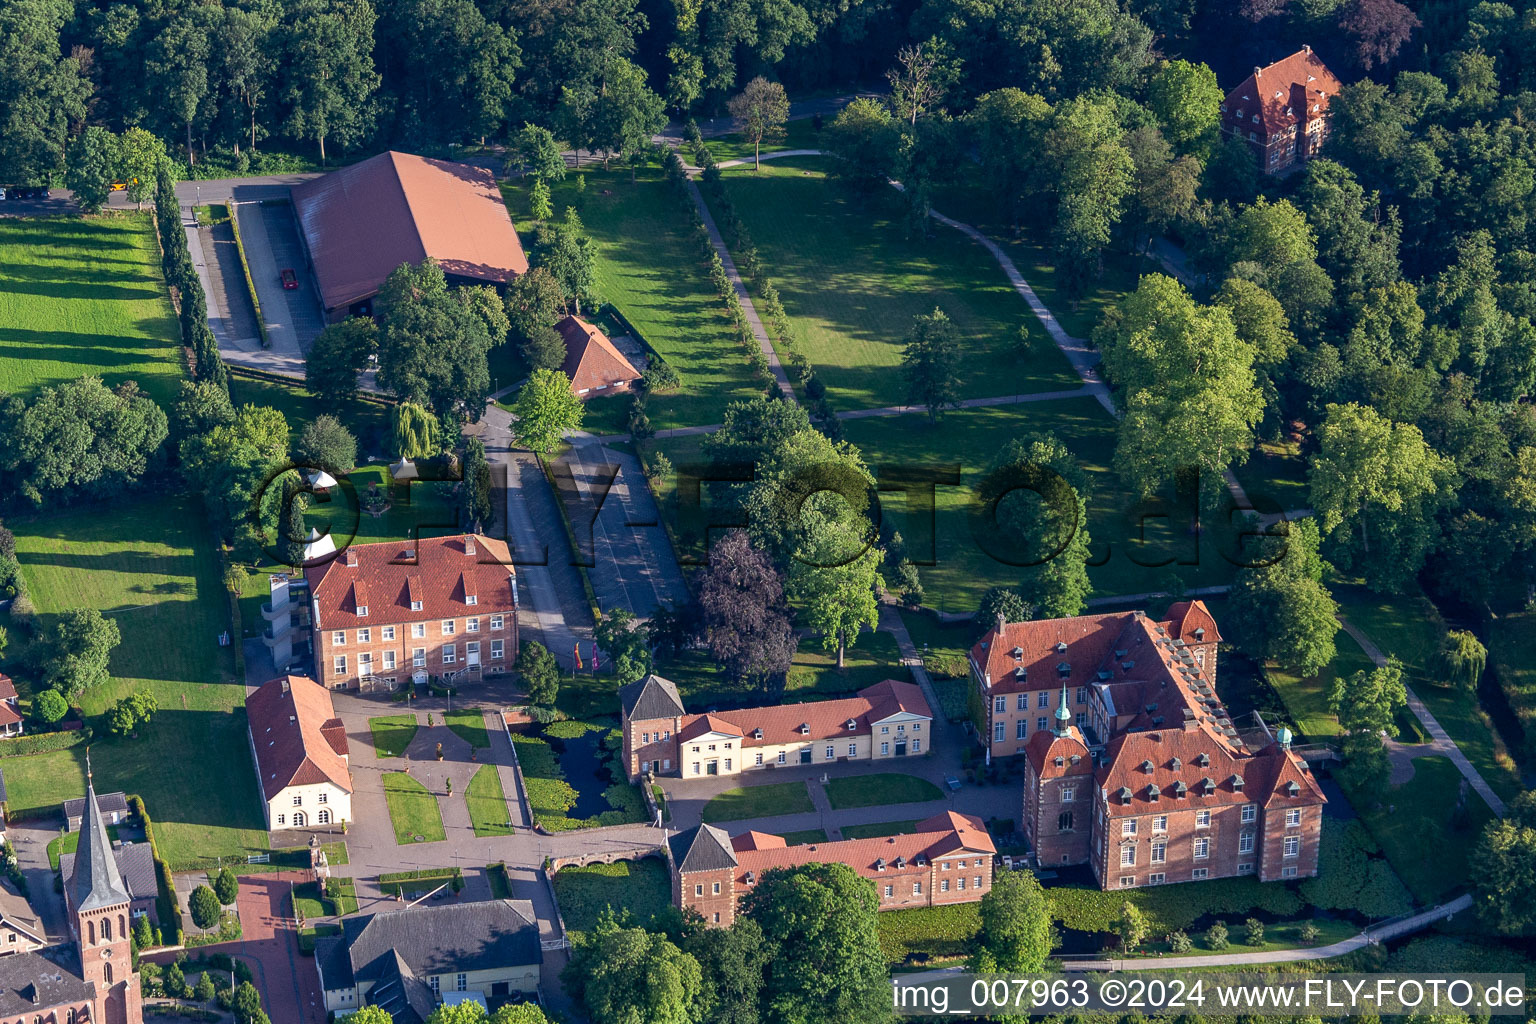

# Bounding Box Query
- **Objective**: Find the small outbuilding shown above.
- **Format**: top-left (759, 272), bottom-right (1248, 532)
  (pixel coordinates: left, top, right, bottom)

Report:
top-left (557, 315), bottom-right (643, 398)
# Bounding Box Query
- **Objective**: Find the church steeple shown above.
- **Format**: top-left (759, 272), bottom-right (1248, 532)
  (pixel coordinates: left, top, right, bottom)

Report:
top-left (1053, 685), bottom-right (1073, 737)
top-left (72, 751), bottom-right (130, 912)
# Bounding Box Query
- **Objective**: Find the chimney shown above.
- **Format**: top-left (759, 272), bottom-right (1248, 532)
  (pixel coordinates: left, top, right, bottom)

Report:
top-left (345, 548), bottom-right (358, 568)
top-left (465, 535), bottom-right (476, 557)
top-left (1182, 708), bottom-right (1198, 732)
top-left (280, 677), bottom-right (290, 695)
top-left (995, 610), bottom-right (1005, 635)
top-left (1303, 43), bottom-right (1311, 53)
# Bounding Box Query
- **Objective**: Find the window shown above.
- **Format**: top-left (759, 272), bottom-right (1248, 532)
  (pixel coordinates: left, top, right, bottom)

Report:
top-left (1192, 868), bottom-right (1209, 879)
top-left (466, 617), bottom-right (480, 633)
top-left (1075, 687), bottom-right (1087, 703)
top-left (430, 977), bottom-right (440, 996)
top-left (1153, 815), bottom-right (1167, 832)
top-left (974, 875), bottom-right (982, 888)
top-left (755, 752), bottom-right (763, 766)
top-left (1121, 846), bottom-right (1136, 866)
top-left (1038, 692), bottom-right (1049, 708)
top-left (294, 795), bottom-right (303, 806)
top-left (413, 648), bottom-right (426, 667)
top-left (994, 697), bottom-right (1005, 713)
top-left (777, 752), bottom-right (786, 764)
top-left (1196, 810), bottom-right (1211, 828)
top-left (725, 759), bottom-right (732, 770)
top-left (695, 884), bottom-right (704, 897)
top-left (1061, 786), bottom-right (1075, 803)
top-left (466, 641), bottom-right (480, 661)
top-left (442, 620), bottom-right (456, 635)
top-left (642, 732), bottom-right (651, 744)
top-left (881, 726), bottom-right (889, 734)
top-left (412, 623), bottom-right (426, 639)
top-left (881, 742), bottom-right (889, 755)
top-left (359, 652), bottom-right (373, 671)
top-left (1282, 865), bottom-right (1298, 878)
top-left (1058, 811), bottom-right (1074, 831)
top-left (1017, 720), bottom-right (1027, 740)
top-left (825, 746), bottom-right (834, 759)
top-left (332, 631), bottom-right (346, 646)
top-left (884, 885), bottom-right (893, 898)
top-left (957, 877), bottom-right (966, 891)
top-left (1148, 873), bottom-right (1166, 885)
top-left (1151, 841), bottom-right (1166, 864)
top-left (1037, 717), bottom-right (1047, 732)
top-left (491, 614), bottom-right (504, 629)
top-left (1238, 862), bottom-right (1254, 875)
top-left (913, 882), bottom-right (922, 895)
top-left (318, 809), bottom-right (331, 824)
top-left (277, 814), bottom-right (285, 826)
top-left (491, 639), bottom-right (504, 660)
top-left (443, 646), bottom-right (456, 664)
top-left (457, 974), bottom-right (467, 991)
top-left (1120, 876), bottom-right (1136, 888)
top-left (466, 595), bottom-right (478, 606)
top-left (1286, 808), bottom-right (1302, 826)
top-left (357, 628), bottom-right (371, 643)
top-left (912, 739), bottom-right (920, 752)
top-left (1017, 695), bottom-right (1027, 710)
top-left (994, 723), bottom-right (1005, 741)
top-left (712, 882), bottom-right (721, 894)
top-left (410, 600), bottom-right (423, 612)
top-left (692, 763), bottom-right (700, 775)
top-left (318, 792), bottom-right (328, 804)
top-left (383, 651), bottom-right (396, 670)
top-left (1241, 803), bottom-right (1257, 823)
top-left (1194, 837), bottom-right (1210, 860)
top-left (1239, 833), bottom-right (1255, 854)
top-left (382, 626), bottom-right (396, 641)
top-left (334, 655), bottom-right (347, 674)
top-left (848, 743), bottom-right (857, 756)
top-left (1121, 820), bottom-right (1137, 836)
top-left (1284, 835), bottom-right (1300, 858)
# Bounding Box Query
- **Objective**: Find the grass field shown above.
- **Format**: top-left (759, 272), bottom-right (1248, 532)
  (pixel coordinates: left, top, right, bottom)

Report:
top-left (369, 715), bottom-right (419, 758)
top-left (226, 372), bottom-right (392, 452)
top-left (2, 496), bottom-right (270, 868)
top-left (466, 764), bottom-right (514, 837)
top-left (0, 215), bottom-right (184, 406)
top-left (303, 464), bottom-right (461, 550)
top-left (1487, 610), bottom-right (1536, 763)
top-left (47, 826), bottom-right (121, 871)
top-left (840, 819), bottom-right (919, 840)
top-left (1231, 437), bottom-right (1312, 515)
top-left (701, 781), bottom-right (815, 822)
top-left (1336, 583), bottom-right (1523, 801)
top-left (551, 857), bottom-right (671, 939)
top-left (777, 828), bottom-right (829, 845)
top-left (502, 164), bottom-right (762, 431)
top-left (382, 772), bottom-right (446, 843)
top-left (824, 773), bottom-right (942, 810)
top-left (1352, 756), bottom-right (1494, 903)
top-left (1263, 626), bottom-right (1376, 741)
top-left (717, 156), bottom-right (1079, 409)
top-left (444, 709), bottom-right (490, 750)
top-left (701, 119), bottom-right (823, 163)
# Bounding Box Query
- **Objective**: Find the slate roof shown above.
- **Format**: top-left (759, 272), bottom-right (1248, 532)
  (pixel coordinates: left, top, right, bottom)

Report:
top-left (305, 534), bottom-right (516, 632)
top-left (557, 315), bottom-right (642, 395)
top-left (62, 843), bottom-right (157, 904)
top-left (0, 880), bottom-right (42, 945)
top-left (247, 675), bottom-right (353, 802)
top-left (70, 783), bottom-right (130, 913)
top-left (292, 151), bottom-right (529, 313)
top-left (0, 947), bottom-right (92, 1018)
top-left (63, 790), bottom-right (128, 825)
top-left (318, 899), bottom-right (540, 995)
top-left (667, 824), bottom-right (737, 873)
top-left (619, 674), bottom-right (686, 722)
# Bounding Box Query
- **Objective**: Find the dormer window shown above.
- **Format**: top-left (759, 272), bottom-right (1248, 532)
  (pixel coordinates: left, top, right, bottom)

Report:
top-left (1231, 774), bottom-right (1245, 790)
top-left (1055, 641), bottom-right (1068, 653)
top-left (1173, 781), bottom-right (1187, 798)
top-left (1200, 777), bottom-right (1217, 795)
top-left (1054, 756), bottom-right (1065, 767)
top-left (1145, 785), bottom-right (1159, 801)
top-left (1118, 787), bottom-right (1133, 805)
top-left (1169, 757), bottom-right (1182, 771)
top-left (846, 719), bottom-right (857, 731)
top-left (1193, 628), bottom-right (1205, 641)
top-left (1057, 662), bottom-right (1071, 677)
top-left (1195, 753), bottom-right (1210, 767)
top-left (1010, 646), bottom-right (1023, 658)
top-left (799, 723), bottom-right (809, 735)
top-left (1070, 754), bottom-right (1081, 765)
top-left (1286, 781), bottom-right (1301, 796)
top-left (410, 600), bottom-right (423, 611)
top-left (356, 605), bottom-right (368, 617)
top-left (894, 856), bottom-right (906, 868)
top-left (744, 872), bottom-right (756, 885)
top-left (753, 728), bottom-right (763, 740)
top-left (874, 858), bottom-right (886, 872)
top-left (1140, 760), bottom-right (1155, 774)
top-left (466, 595), bottom-right (478, 606)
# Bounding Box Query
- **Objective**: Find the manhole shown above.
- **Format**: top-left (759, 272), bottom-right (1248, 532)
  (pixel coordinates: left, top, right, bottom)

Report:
top-left (413, 834), bottom-right (425, 842)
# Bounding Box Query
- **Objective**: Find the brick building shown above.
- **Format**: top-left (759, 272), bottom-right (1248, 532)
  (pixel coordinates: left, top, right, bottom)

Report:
top-left (1221, 46), bottom-right (1342, 175)
top-left (667, 811), bottom-right (996, 926)
top-left (306, 534), bottom-right (517, 691)
top-left (980, 601), bottom-right (1327, 890)
top-left (618, 675), bottom-right (932, 782)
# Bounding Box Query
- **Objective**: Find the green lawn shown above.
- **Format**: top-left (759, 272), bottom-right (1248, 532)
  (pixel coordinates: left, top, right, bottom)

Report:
top-left (1263, 625), bottom-right (1376, 741)
top-left (381, 772), bottom-right (446, 843)
top-left (1336, 583), bottom-right (1523, 802)
top-left (551, 857), bottom-right (672, 939)
top-left (717, 156), bottom-right (1079, 409)
top-left (466, 764), bottom-right (514, 837)
top-left (776, 828), bottom-right (829, 845)
top-left (369, 715), bottom-right (419, 758)
top-left (823, 773), bottom-right (943, 810)
top-left (840, 819), bottom-right (919, 840)
top-left (444, 709), bottom-right (490, 750)
top-left (502, 164), bottom-right (762, 431)
top-left (47, 826), bottom-right (121, 871)
top-left (701, 119), bottom-right (824, 163)
top-left (1231, 437), bottom-right (1312, 515)
top-left (2, 496), bottom-right (268, 869)
top-left (226, 372), bottom-right (392, 452)
top-left (0, 214), bottom-right (185, 406)
top-left (701, 781), bottom-right (815, 822)
top-left (304, 464), bottom-right (460, 550)
top-left (487, 862), bottom-right (513, 899)
top-left (1352, 756), bottom-right (1494, 904)
top-left (1487, 610), bottom-right (1536, 762)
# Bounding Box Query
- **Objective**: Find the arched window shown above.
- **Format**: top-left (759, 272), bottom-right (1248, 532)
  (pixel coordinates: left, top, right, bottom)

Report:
top-left (87, 919), bottom-right (95, 945)
top-left (119, 914), bottom-right (127, 940)
top-left (1057, 811), bottom-right (1074, 832)
top-left (104, 961), bottom-right (113, 985)
top-left (318, 810), bottom-right (331, 825)
top-left (102, 917), bottom-right (112, 941)
top-left (293, 810), bottom-right (307, 827)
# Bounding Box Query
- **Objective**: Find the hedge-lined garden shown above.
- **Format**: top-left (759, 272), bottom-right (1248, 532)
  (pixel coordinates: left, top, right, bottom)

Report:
top-left (511, 721), bottom-right (646, 831)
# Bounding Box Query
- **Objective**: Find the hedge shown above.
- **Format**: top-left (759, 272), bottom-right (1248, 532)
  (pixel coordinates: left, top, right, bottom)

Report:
top-left (1299, 819), bottom-right (1412, 919)
top-left (224, 207), bottom-right (270, 348)
top-left (877, 903), bottom-right (981, 964)
top-left (511, 732), bottom-right (645, 832)
top-left (128, 794), bottom-right (184, 946)
top-left (378, 867), bottom-right (462, 897)
top-left (0, 728), bottom-right (87, 759)
top-left (1048, 876), bottom-right (1305, 934)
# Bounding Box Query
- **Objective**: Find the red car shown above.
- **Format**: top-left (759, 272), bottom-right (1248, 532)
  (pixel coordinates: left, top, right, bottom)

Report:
top-left (280, 268), bottom-right (298, 290)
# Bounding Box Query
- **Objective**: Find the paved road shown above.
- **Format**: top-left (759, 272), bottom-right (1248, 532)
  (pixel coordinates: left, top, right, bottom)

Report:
top-left (1338, 618), bottom-right (1508, 816)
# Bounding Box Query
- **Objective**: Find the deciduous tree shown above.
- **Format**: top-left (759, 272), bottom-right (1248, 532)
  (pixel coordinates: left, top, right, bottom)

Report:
top-left (518, 640), bottom-right (560, 707)
top-left (727, 77), bottom-right (789, 170)
top-left (65, 126), bottom-right (118, 213)
top-left (979, 435), bottom-right (1093, 618)
top-left (296, 415), bottom-right (357, 476)
top-left (901, 307), bottom-right (960, 425)
top-left (970, 870), bottom-right (1053, 972)
top-left (460, 436), bottom-right (494, 530)
top-left (305, 319), bottom-right (377, 407)
top-left (511, 368), bottom-right (583, 459)
top-left (697, 531), bottom-right (795, 689)
top-left (189, 884), bottom-right (222, 931)
top-left (106, 689), bottom-right (158, 737)
top-left (40, 608), bottom-right (121, 701)
top-left (376, 260), bottom-right (495, 419)
top-left (594, 607), bottom-right (652, 684)
top-left (1227, 519), bottom-right (1339, 676)
top-left (563, 914), bottom-right (705, 1024)
top-left (278, 0), bottom-right (381, 162)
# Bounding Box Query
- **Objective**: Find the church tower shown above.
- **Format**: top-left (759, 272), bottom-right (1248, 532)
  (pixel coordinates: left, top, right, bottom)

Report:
top-left (67, 756), bottom-right (143, 1024)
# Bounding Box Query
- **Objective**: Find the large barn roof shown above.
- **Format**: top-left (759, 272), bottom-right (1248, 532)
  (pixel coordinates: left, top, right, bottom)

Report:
top-left (291, 151), bottom-right (528, 313)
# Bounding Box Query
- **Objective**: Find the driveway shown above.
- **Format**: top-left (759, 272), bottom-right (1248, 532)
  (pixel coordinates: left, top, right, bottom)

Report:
top-left (227, 200), bottom-right (325, 377)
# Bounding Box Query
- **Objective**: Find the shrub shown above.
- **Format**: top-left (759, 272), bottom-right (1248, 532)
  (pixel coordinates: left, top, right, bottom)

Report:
top-left (1300, 819), bottom-right (1412, 919)
top-left (1299, 921), bottom-right (1320, 944)
top-left (642, 361), bottom-right (680, 393)
top-left (1205, 921), bottom-right (1229, 950)
top-left (31, 689), bottom-right (68, 724)
top-left (189, 885), bottom-right (221, 930)
top-left (1244, 917), bottom-right (1265, 944)
top-left (214, 867), bottom-right (239, 906)
top-left (1168, 929), bottom-right (1192, 953)
top-left (877, 904), bottom-right (981, 964)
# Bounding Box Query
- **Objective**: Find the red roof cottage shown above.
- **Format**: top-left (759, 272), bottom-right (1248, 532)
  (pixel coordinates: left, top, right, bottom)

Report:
top-left (1221, 46), bottom-right (1342, 175)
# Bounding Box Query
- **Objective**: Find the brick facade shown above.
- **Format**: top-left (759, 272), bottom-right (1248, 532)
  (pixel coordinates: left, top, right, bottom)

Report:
top-left (1220, 46), bottom-right (1342, 176)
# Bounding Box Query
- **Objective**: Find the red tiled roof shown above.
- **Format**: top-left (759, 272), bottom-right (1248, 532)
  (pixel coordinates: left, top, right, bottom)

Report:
top-left (732, 831), bottom-right (787, 853)
top-left (557, 316), bottom-right (642, 395)
top-left (1024, 727), bottom-right (1093, 781)
top-left (0, 674), bottom-right (15, 702)
top-left (970, 613), bottom-right (1135, 694)
top-left (305, 534), bottom-right (516, 631)
top-left (1163, 600), bottom-right (1223, 645)
top-left (1096, 725), bottom-right (1324, 813)
top-left (732, 811), bottom-right (994, 879)
top-left (1223, 47), bottom-right (1342, 135)
top-left (0, 702), bottom-right (20, 728)
top-left (678, 681), bottom-right (931, 747)
top-left (291, 151), bottom-right (529, 312)
top-left (247, 676), bottom-right (353, 801)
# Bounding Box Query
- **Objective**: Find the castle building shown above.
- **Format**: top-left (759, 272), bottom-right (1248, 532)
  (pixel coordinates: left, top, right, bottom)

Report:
top-left (1221, 46), bottom-right (1342, 175)
top-left (0, 767), bottom-right (146, 1024)
top-left (977, 601), bottom-right (1327, 890)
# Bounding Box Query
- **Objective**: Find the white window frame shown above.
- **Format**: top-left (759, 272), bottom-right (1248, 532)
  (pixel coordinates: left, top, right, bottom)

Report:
top-left (442, 645), bottom-right (457, 665)
top-left (412, 622), bottom-right (427, 639)
top-left (332, 631), bottom-right (346, 646)
top-left (466, 617), bottom-right (480, 633)
top-left (382, 626), bottom-right (396, 641)
top-left (334, 655), bottom-right (347, 674)
top-left (442, 619), bottom-right (456, 635)
top-left (413, 648), bottom-right (427, 668)
top-left (490, 614), bottom-right (505, 629)
top-left (491, 639), bottom-right (505, 660)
